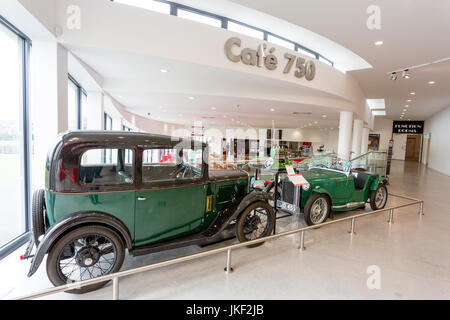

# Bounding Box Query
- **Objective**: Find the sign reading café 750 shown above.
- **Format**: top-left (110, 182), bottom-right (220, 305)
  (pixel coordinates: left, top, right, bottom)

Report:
top-left (224, 37), bottom-right (316, 81)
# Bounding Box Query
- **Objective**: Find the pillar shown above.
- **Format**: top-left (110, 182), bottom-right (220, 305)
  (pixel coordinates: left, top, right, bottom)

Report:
top-left (337, 111), bottom-right (353, 161)
top-left (351, 119), bottom-right (364, 157)
top-left (361, 127), bottom-right (370, 154)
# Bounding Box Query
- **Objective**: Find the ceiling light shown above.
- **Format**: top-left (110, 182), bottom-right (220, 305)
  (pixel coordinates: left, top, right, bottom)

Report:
top-left (428, 81), bottom-right (435, 85)
top-left (322, 114), bottom-right (327, 118)
top-left (270, 108), bottom-right (275, 112)
top-left (314, 121), bottom-right (318, 124)
top-left (405, 105), bottom-right (409, 108)
top-left (403, 109), bottom-right (407, 112)
top-left (402, 69), bottom-right (410, 79)
top-left (375, 41), bottom-right (383, 46)
top-left (410, 92), bottom-right (416, 95)
top-left (160, 69), bottom-right (169, 73)
top-left (211, 107), bottom-right (216, 110)
top-left (390, 72), bottom-right (398, 81)
top-left (188, 96), bottom-right (195, 100)
top-left (407, 99), bottom-right (412, 102)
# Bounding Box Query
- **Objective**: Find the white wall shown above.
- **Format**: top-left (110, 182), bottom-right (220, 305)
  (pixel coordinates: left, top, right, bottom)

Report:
top-left (423, 106), bottom-right (450, 175)
top-left (371, 118), bottom-right (393, 152)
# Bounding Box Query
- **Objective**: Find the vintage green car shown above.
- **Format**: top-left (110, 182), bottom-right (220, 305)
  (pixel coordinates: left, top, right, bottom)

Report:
top-left (25, 131), bottom-right (275, 293)
top-left (271, 162), bottom-right (389, 225)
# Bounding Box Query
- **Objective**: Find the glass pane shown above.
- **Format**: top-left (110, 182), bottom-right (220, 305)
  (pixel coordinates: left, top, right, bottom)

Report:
top-left (227, 21), bottom-right (264, 39)
top-left (81, 93), bottom-right (88, 130)
top-left (68, 80), bottom-right (78, 130)
top-left (319, 56), bottom-right (332, 66)
top-left (80, 149), bottom-right (134, 184)
top-left (142, 148), bottom-right (203, 183)
top-left (177, 9), bottom-right (221, 28)
top-left (114, 0), bottom-right (170, 14)
top-left (0, 23), bottom-right (25, 247)
top-left (267, 35), bottom-right (295, 51)
top-left (296, 47), bottom-right (316, 59)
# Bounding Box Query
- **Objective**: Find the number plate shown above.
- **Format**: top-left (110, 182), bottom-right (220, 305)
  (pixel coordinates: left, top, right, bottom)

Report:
top-left (276, 200), bottom-right (300, 214)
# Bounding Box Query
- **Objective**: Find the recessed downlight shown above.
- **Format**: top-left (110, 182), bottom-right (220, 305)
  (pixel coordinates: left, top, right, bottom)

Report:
top-left (188, 96), bottom-right (195, 100)
top-left (410, 92), bottom-right (416, 95)
top-left (211, 107), bottom-right (216, 110)
top-left (428, 81), bottom-right (436, 85)
top-left (321, 114), bottom-right (327, 118)
top-left (375, 41), bottom-right (383, 46)
top-left (270, 108), bottom-right (275, 112)
top-left (160, 69), bottom-right (169, 73)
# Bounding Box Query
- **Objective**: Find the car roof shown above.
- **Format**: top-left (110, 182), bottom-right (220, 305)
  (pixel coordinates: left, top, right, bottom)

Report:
top-left (60, 131), bottom-right (207, 148)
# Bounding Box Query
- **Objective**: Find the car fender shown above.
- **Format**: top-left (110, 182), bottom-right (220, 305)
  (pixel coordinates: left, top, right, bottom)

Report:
top-left (369, 176), bottom-right (388, 191)
top-left (217, 191), bottom-right (271, 234)
top-left (27, 211), bottom-right (133, 277)
top-left (310, 187), bottom-right (333, 205)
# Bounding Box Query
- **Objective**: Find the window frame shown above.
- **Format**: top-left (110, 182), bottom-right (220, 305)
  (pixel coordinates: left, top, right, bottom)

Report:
top-left (140, 146), bottom-right (207, 187)
top-left (68, 74), bottom-right (87, 130)
top-left (0, 15), bottom-right (32, 260)
top-left (79, 147), bottom-right (136, 187)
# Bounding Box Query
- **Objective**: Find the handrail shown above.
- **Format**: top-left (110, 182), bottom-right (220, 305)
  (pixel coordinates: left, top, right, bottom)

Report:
top-left (350, 150), bottom-right (387, 162)
top-left (12, 193), bottom-right (423, 300)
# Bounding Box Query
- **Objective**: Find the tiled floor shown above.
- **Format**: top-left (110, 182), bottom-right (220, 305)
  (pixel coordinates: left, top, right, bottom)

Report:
top-left (1, 160), bottom-right (449, 299)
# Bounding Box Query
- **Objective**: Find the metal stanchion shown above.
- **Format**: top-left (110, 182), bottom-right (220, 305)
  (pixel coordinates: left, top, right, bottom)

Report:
top-left (419, 202), bottom-right (424, 216)
top-left (387, 209), bottom-right (394, 224)
top-left (113, 277), bottom-right (119, 300)
top-left (224, 249), bottom-right (233, 273)
top-left (348, 218), bottom-right (356, 235)
top-left (299, 231), bottom-right (306, 251)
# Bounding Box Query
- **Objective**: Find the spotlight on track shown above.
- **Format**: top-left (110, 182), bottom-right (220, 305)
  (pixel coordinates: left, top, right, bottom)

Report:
top-left (390, 72), bottom-right (398, 81)
top-left (402, 69), bottom-right (411, 79)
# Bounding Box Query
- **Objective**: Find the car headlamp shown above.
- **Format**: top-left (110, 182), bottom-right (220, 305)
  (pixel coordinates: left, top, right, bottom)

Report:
top-left (302, 184), bottom-right (310, 191)
top-left (252, 180), bottom-right (266, 191)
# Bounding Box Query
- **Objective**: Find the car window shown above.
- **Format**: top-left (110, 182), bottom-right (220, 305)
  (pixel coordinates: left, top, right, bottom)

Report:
top-left (142, 148), bottom-right (203, 183)
top-left (80, 148), bottom-right (134, 185)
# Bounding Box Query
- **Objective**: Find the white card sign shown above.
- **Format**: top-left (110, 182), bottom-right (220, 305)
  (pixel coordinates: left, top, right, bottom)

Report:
top-left (285, 165), bottom-right (310, 186)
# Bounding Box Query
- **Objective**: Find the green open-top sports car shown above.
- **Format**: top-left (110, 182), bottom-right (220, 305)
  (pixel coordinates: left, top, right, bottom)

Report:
top-left (264, 159), bottom-right (389, 225)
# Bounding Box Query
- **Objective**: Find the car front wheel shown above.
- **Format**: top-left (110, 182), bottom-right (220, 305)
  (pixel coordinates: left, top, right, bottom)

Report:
top-left (46, 225), bottom-right (125, 294)
top-left (236, 201), bottom-right (275, 248)
top-left (304, 193), bottom-right (331, 226)
top-left (370, 184), bottom-right (388, 210)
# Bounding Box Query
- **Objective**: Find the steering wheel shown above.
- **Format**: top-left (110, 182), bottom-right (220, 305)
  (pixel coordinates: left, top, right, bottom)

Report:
top-left (170, 165), bottom-right (185, 178)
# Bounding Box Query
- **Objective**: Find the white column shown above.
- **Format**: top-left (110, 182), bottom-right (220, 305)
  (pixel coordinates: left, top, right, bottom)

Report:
top-left (351, 119), bottom-right (364, 157)
top-left (86, 91), bottom-right (104, 130)
top-left (361, 127), bottom-right (370, 154)
top-left (30, 40), bottom-right (68, 190)
top-left (337, 111), bottom-right (353, 161)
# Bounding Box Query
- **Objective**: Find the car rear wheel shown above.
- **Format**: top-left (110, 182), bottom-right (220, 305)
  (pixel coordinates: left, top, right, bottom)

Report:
top-left (46, 225), bottom-right (125, 294)
top-left (32, 189), bottom-right (47, 245)
top-left (370, 184), bottom-right (388, 210)
top-left (304, 193), bottom-right (331, 226)
top-left (236, 201), bottom-right (275, 248)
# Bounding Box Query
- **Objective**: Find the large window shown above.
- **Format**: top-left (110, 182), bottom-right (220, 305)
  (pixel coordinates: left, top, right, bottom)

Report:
top-left (177, 9), bottom-right (221, 28)
top-left (0, 17), bottom-right (31, 259)
top-left (68, 75), bottom-right (87, 130)
top-left (267, 34), bottom-right (296, 51)
top-left (142, 148), bottom-right (203, 183)
top-left (227, 21), bottom-right (264, 40)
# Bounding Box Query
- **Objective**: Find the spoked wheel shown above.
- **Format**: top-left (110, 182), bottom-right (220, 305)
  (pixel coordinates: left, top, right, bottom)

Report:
top-left (370, 184), bottom-right (388, 210)
top-left (236, 201), bottom-right (275, 248)
top-left (304, 193), bottom-right (331, 226)
top-left (46, 226), bottom-right (125, 294)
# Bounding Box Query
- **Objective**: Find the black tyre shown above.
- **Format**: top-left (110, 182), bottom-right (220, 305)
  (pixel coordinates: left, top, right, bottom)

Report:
top-left (46, 225), bottom-right (125, 294)
top-left (304, 193), bottom-right (331, 226)
top-left (236, 201), bottom-right (275, 248)
top-left (32, 189), bottom-right (47, 245)
top-left (370, 184), bottom-right (388, 210)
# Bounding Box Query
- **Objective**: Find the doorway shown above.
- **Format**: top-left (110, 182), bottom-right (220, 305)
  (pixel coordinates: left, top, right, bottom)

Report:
top-left (405, 135), bottom-right (422, 161)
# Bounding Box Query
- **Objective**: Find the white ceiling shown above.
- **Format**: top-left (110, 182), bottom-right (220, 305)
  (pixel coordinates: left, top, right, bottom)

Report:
top-left (227, 0), bottom-right (450, 120)
top-left (67, 0), bottom-right (450, 128)
top-left (68, 45), bottom-right (342, 128)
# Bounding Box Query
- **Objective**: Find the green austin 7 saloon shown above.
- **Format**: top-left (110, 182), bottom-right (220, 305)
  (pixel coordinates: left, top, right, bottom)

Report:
top-left (267, 160), bottom-right (389, 226)
top-left (25, 131), bottom-right (275, 293)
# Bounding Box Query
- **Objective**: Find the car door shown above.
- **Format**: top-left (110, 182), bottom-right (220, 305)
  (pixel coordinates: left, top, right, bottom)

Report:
top-left (134, 147), bottom-right (207, 247)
